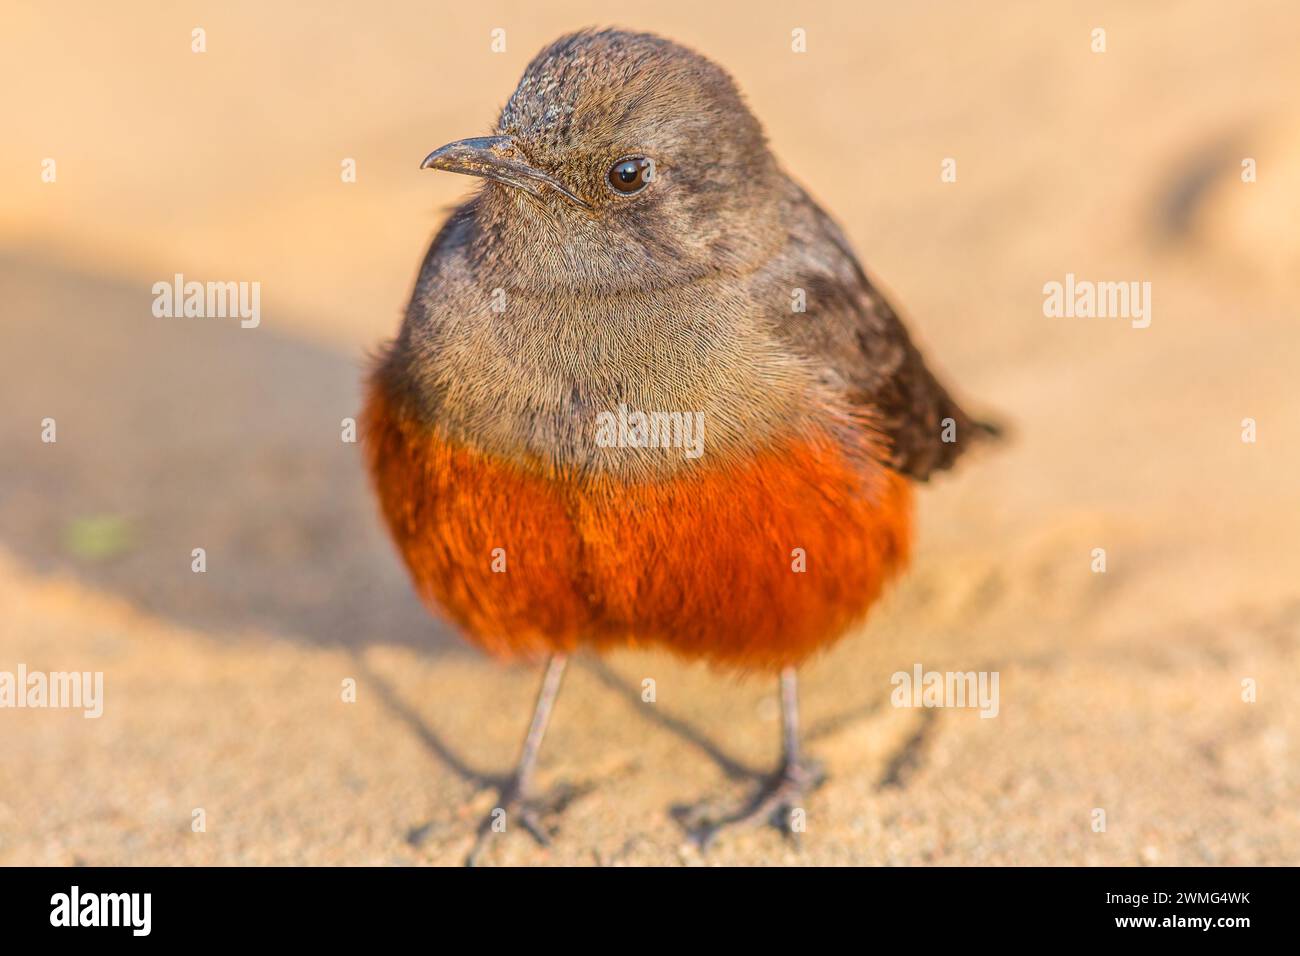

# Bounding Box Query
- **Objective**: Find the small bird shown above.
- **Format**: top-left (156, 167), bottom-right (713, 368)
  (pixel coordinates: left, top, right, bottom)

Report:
top-left (363, 29), bottom-right (995, 861)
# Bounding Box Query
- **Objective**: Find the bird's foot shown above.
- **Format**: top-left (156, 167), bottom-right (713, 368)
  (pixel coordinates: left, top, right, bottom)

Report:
top-left (678, 757), bottom-right (826, 852)
top-left (464, 778), bottom-right (574, 866)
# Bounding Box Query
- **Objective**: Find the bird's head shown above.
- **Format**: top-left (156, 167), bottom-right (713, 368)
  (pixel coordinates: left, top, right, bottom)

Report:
top-left (420, 29), bottom-right (786, 292)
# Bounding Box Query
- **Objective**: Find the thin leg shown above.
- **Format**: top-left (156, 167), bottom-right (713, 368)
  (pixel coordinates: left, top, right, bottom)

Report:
top-left (780, 666), bottom-right (800, 769)
top-left (682, 666), bottom-right (826, 850)
top-left (465, 654), bottom-right (567, 865)
top-left (514, 654), bottom-right (567, 796)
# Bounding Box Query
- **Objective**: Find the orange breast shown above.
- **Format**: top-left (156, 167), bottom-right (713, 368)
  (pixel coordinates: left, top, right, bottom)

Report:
top-left (363, 380), bottom-right (912, 671)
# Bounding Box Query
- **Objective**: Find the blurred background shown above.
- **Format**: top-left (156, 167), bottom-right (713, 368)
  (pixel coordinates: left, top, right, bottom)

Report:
top-left (1, 0), bottom-right (1297, 864)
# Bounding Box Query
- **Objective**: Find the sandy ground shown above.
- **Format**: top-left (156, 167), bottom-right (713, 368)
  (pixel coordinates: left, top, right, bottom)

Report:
top-left (1, 1), bottom-right (1298, 865)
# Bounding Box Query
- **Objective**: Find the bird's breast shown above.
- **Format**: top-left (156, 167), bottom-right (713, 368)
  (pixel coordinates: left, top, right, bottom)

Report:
top-left (363, 373), bottom-right (911, 670)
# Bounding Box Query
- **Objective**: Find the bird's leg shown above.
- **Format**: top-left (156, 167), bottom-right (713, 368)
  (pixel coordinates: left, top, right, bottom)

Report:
top-left (465, 654), bottom-right (568, 865)
top-left (686, 666), bottom-right (826, 850)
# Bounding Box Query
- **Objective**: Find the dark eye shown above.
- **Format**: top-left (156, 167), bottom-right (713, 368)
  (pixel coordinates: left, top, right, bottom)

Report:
top-left (607, 156), bottom-right (653, 194)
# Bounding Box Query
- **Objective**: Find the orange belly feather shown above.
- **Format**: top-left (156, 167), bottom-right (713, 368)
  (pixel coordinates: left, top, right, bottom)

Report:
top-left (363, 380), bottom-right (912, 671)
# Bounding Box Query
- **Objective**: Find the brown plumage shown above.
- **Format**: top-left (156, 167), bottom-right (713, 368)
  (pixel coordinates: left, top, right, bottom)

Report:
top-left (363, 29), bottom-right (995, 859)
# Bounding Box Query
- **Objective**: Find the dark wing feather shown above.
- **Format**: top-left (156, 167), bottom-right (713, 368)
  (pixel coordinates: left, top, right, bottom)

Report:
top-left (772, 184), bottom-right (997, 480)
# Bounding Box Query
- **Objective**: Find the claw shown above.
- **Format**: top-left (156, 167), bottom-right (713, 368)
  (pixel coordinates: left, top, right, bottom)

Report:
top-left (682, 758), bottom-right (826, 851)
top-left (464, 778), bottom-right (589, 865)
top-left (465, 785), bottom-right (557, 866)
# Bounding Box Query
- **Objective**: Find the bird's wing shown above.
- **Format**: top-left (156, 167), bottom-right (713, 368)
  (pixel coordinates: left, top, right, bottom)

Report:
top-left (770, 183), bottom-right (998, 481)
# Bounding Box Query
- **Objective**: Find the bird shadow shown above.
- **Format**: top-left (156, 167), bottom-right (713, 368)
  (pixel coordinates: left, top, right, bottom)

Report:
top-left (579, 657), bottom-right (767, 782)
top-left (0, 252), bottom-right (458, 656)
top-left (352, 653), bottom-right (505, 794)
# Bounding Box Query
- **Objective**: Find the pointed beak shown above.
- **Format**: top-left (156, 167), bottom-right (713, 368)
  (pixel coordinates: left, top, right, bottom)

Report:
top-left (420, 135), bottom-right (589, 209)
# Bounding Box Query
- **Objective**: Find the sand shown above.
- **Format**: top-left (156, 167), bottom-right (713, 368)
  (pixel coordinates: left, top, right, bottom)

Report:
top-left (1, 0), bottom-right (1297, 865)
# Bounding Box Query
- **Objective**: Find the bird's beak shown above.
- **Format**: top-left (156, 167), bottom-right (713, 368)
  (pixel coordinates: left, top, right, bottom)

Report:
top-left (420, 135), bottom-right (589, 209)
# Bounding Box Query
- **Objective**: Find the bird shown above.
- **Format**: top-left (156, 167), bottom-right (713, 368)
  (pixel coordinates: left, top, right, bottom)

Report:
top-left (362, 28), bottom-right (996, 863)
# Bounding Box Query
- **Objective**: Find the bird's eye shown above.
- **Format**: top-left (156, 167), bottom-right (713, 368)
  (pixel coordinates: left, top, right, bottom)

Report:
top-left (607, 156), bottom-right (653, 195)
